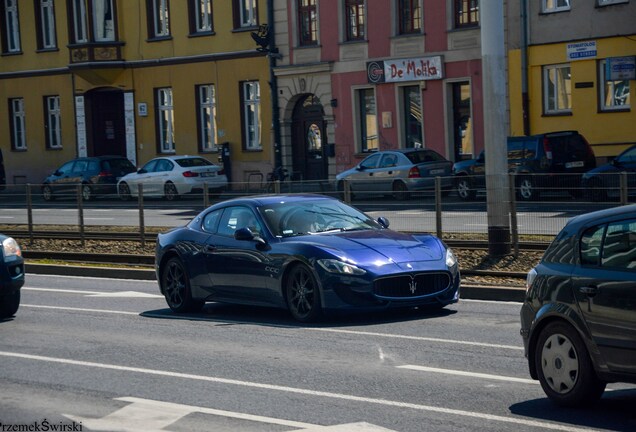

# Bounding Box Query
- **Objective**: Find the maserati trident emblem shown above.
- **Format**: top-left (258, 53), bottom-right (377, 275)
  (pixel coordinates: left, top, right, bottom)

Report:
top-left (409, 277), bottom-right (418, 294)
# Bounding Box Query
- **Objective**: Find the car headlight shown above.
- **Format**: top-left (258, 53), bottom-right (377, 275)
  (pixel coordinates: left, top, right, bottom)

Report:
top-left (526, 268), bottom-right (537, 293)
top-left (445, 248), bottom-right (457, 268)
top-left (317, 259), bottom-right (366, 275)
top-left (2, 237), bottom-right (22, 259)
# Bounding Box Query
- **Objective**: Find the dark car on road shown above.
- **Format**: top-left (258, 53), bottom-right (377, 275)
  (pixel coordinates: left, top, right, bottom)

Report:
top-left (42, 156), bottom-right (136, 201)
top-left (582, 144), bottom-right (636, 202)
top-left (156, 194), bottom-right (460, 322)
top-left (335, 148), bottom-right (453, 200)
top-left (452, 131), bottom-right (596, 201)
top-left (0, 234), bottom-right (24, 319)
top-left (520, 204), bottom-right (636, 406)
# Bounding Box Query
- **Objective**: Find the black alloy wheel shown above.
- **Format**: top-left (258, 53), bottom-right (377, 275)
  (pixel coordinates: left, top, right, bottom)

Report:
top-left (164, 182), bottom-right (179, 201)
top-left (286, 264), bottom-right (322, 322)
top-left (42, 185), bottom-right (54, 201)
top-left (161, 257), bottom-right (203, 313)
top-left (456, 176), bottom-right (476, 201)
top-left (118, 182), bottom-right (132, 201)
top-left (392, 181), bottom-right (410, 201)
top-left (81, 184), bottom-right (92, 201)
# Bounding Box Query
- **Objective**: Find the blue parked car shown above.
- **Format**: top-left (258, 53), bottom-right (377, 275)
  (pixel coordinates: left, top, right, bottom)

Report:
top-left (0, 234), bottom-right (24, 319)
top-left (155, 194), bottom-right (460, 322)
top-left (582, 144), bottom-right (636, 202)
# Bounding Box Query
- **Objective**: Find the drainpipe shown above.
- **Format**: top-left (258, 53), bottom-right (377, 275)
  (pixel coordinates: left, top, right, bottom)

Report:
top-left (521, 0), bottom-right (530, 135)
top-left (268, 0), bottom-right (283, 171)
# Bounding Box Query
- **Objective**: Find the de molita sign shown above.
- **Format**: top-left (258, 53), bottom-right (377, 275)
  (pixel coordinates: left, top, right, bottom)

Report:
top-left (367, 56), bottom-right (443, 84)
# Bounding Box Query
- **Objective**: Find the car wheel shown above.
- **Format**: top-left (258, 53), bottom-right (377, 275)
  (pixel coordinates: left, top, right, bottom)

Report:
top-left (0, 291), bottom-right (20, 319)
top-left (42, 185), bottom-right (54, 201)
top-left (517, 176), bottom-right (537, 201)
top-left (456, 176), bottom-right (476, 201)
top-left (164, 182), bottom-right (179, 201)
top-left (81, 184), bottom-right (92, 201)
top-left (118, 182), bottom-right (132, 201)
top-left (285, 264), bottom-right (322, 323)
top-left (587, 178), bottom-right (607, 202)
top-left (161, 257), bottom-right (204, 313)
top-left (535, 322), bottom-right (606, 407)
top-left (392, 181), bottom-right (410, 201)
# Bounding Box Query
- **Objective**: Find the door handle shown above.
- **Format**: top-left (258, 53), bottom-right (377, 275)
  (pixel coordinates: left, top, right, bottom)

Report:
top-left (579, 286), bottom-right (598, 296)
top-left (388, 171), bottom-right (393, 175)
top-left (369, 173), bottom-right (374, 176)
top-left (204, 245), bottom-right (216, 254)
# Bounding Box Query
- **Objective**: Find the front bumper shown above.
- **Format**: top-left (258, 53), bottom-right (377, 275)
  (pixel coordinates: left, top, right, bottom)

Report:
top-left (0, 256), bottom-right (25, 294)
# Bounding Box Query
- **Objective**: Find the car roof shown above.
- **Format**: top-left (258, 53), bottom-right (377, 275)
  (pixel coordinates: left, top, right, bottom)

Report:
top-left (567, 204), bottom-right (636, 228)
top-left (209, 193), bottom-right (337, 209)
top-left (153, 155), bottom-right (206, 161)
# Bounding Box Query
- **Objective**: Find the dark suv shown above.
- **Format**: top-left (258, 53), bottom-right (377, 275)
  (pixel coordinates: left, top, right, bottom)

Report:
top-left (42, 156), bottom-right (136, 201)
top-left (452, 131), bottom-right (596, 200)
top-left (521, 204), bottom-right (636, 406)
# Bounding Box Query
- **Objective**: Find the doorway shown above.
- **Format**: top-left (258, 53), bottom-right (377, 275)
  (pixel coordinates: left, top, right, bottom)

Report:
top-left (291, 95), bottom-right (328, 181)
top-left (85, 88), bottom-right (126, 157)
top-left (451, 82), bottom-right (473, 161)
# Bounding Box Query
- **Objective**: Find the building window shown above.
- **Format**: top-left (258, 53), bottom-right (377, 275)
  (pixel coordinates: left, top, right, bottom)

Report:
top-left (156, 88), bottom-right (175, 153)
top-left (36, 0), bottom-right (57, 49)
top-left (45, 96), bottom-right (62, 149)
top-left (298, 0), bottom-right (317, 46)
top-left (455, 0), bottom-right (479, 28)
top-left (599, 59), bottom-right (631, 111)
top-left (345, 0), bottom-right (364, 41)
top-left (93, 0), bottom-right (115, 41)
top-left (235, 0), bottom-right (257, 28)
top-left (197, 84), bottom-right (218, 152)
top-left (70, 0), bottom-right (88, 43)
top-left (403, 86), bottom-right (422, 148)
top-left (241, 81), bottom-right (261, 150)
top-left (398, 0), bottom-right (421, 35)
top-left (543, 64), bottom-right (571, 114)
top-left (9, 98), bottom-right (26, 150)
top-left (191, 0), bottom-right (213, 33)
top-left (542, 0), bottom-right (571, 13)
top-left (148, 0), bottom-right (170, 38)
top-left (357, 88), bottom-right (378, 152)
top-left (2, 0), bottom-right (21, 53)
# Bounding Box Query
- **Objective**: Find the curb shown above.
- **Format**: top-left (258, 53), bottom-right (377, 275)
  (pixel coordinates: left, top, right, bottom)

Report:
top-left (25, 263), bottom-right (526, 302)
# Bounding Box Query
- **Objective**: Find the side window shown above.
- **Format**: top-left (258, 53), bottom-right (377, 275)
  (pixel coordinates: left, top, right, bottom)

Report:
top-left (379, 154), bottom-right (397, 168)
top-left (72, 160), bottom-right (88, 173)
top-left (202, 209), bottom-right (222, 233)
top-left (218, 207), bottom-right (262, 237)
top-left (88, 160), bottom-right (100, 171)
top-left (523, 139), bottom-right (537, 160)
top-left (58, 161), bottom-right (75, 175)
top-left (141, 160), bottom-right (158, 172)
top-left (155, 159), bottom-right (173, 172)
top-left (507, 140), bottom-right (525, 160)
top-left (602, 220), bottom-right (636, 270)
top-left (580, 225), bottom-right (605, 266)
top-left (360, 153), bottom-right (381, 169)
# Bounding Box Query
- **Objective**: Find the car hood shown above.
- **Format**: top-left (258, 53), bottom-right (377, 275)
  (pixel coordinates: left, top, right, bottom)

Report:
top-left (296, 229), bottom-right (445, 269)
top-left (582, 162), bottom-right (620, 178)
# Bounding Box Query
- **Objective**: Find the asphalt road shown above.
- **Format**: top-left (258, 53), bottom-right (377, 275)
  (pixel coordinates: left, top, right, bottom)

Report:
top-left (1, 274), bottom-right (634, 431)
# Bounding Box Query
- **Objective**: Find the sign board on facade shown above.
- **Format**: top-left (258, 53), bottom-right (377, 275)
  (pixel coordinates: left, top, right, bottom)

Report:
top-left (566, 41), bottom-right (597, 61)
top-left (606, 56), bottom-right (636, 81)
top-left (367, 56), bottom-right (443, 84)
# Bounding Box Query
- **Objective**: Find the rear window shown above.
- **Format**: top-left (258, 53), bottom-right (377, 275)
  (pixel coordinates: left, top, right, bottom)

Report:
top-left (103, 158), bottom-right (136, 173)
top-left (548, 133), bottom-right (588, 162)
top-left (405, 150), bottom-right (445, 164)
top-left (176, 157), bottom-right (213, 168)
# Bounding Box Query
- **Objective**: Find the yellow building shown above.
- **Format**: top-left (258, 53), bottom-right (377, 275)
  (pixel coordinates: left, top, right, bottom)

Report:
top-left (0, 0), bottom-right (272, 186)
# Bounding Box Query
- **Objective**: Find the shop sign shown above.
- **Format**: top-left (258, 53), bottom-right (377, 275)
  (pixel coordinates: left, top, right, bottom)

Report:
top-left (367, 56), bottom-right (443, 84)
top-left (606, 56), bottom-right (635, 80)
top-left (566, 41), bottom-right (596, 61)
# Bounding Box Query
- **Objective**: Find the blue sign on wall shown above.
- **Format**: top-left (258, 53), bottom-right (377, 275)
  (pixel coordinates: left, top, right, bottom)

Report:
top-left (606, 56), bottom-right (636, 81)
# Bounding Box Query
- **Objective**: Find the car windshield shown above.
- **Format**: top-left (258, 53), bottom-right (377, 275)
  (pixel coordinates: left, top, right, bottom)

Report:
top-left (258, 199), bottom-right (382, 237)
top-left (176, 157), bottom-right (213, 167)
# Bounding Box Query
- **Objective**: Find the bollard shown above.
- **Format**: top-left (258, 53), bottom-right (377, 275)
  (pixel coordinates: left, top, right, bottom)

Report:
top-left (435, 177), bottom-right (442, 239)
top-left (508, 173), bottom-right (519, 257)
top-left (77, 185), bottom-right (85, 247)
top-left (26, 184), bottom-right (34, 245)
top-left (138, 184), bottom-right (145, 247)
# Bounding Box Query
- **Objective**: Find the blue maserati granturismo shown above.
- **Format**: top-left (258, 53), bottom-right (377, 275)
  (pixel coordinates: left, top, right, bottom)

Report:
top-left (155, 194), bottom-right (460, 322)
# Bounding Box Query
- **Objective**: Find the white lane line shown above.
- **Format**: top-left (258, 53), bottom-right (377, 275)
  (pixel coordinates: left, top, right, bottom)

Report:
top-left (22, 304), bottom-right (139, 315)
top-left (0, 350), bottom-right (593, 432)
top-left (24, 287), bottom-right (103, 295)
top-left (0, 216), bottom-right (16, 219)
top-left (84, 218), bottom-right (115, 221)
top-left (22, 287), bottom-right (162, 298)
top-left (306, 328), bottom-right (523, 351)
top-left (397, 365), bottom-right (537, 385)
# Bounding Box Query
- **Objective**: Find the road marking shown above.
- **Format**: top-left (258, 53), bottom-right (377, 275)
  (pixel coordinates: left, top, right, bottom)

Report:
top-left (397, 365), bottom-right (537, 385)
top-left (306, 328), bottom-right (523, 351)
top-left (22, 304), bottom-right (140, 315)
top-left (84, 217), bottom-right (115, 220)
top-left (0, 216), bottom-right (15, 219)
top-left (23, 287), bottom-right (162, 298)
top-left (24, 287), bottom-right (103, 295)
top-left (0, 350), bottom-right (593, 432)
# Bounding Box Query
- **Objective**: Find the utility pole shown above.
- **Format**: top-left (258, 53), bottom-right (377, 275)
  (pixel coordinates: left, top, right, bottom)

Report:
top-left (481, 0), bottom-right (511, 256)
top-left (267, 0), bottom-right (282, 172)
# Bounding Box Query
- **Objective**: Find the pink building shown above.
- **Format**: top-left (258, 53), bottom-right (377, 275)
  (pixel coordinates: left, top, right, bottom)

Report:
top-left (273, 0), bottom-right (485, 181)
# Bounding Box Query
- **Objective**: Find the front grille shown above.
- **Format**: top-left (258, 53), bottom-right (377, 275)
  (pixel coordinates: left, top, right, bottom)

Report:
top-left (374, 272), bottom-right (451, 298)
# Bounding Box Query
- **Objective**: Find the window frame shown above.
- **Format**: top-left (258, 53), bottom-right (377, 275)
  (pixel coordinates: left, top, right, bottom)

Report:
top-left (9, 98), bottom-right (26, 151)
top-left (298, 0), bottom-right (317, 46)
top-left (35, 0), bottom-right (57, 50)
top-left (190, 0), bottom-right (213, 34)
top-left (543, 63), bottom-right (572, 115)
top-left (147, 0), bottom-right (170, 39)
top-left (92, 0), bottom-right (115, 42)
top-left (356, 88), bottom-right (379, 153)
top-left (44, 95), bottom-right (62, 150)
top-left (241, 81), bottom-right (262, 151)
top-left (397, 0), bottom-right (421, 35)
top-left (196, 84), bottom-right (218, 152)
top-left (401, 85), bottom-right (423, 149)
top-left (344, 0), bottom-right (364, 42)
top-left (234, 0), bottom-right (257, 29)
top-left (155, 87), bottom-right (175, 153)
top-left (3, 0), bottom-right (22, 53)
top-left (542, 0), bottom-right (571, 13)
top-left (598, 59), bottom-right (631, 112)
top-left (455, 0), bottom-right (479, 28)
top-left (70, 0), bottom-right (88, 43)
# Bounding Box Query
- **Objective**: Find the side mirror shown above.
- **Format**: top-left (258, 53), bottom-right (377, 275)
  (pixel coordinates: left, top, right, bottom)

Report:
top-left (137, 168), bottom-right (147, 174)
top-left (477, 153), bottom-right (485, 163)
top-left (235, 227), bottom-right (268, 246)
top-left (377, 217), bottom-right (390, 229)
top-left (355, 165), bottom-right (365, 171)
top-left (54, 170), bottom-right (62, 176)
top-left (611, 158), bottom-right (621, 167)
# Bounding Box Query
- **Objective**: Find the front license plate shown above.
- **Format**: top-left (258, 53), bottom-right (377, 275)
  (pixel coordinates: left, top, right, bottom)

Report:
top-left (565, 161), bottom-right (584, 168)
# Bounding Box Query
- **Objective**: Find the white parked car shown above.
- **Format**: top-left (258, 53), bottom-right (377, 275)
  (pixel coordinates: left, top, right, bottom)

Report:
top-left (117, 155), bottom-right (228, 200)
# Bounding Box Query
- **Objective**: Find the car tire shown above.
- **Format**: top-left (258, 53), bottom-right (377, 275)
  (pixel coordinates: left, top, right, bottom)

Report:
top-left (285, 264), bottom-right (322, 323)
top-left (392, 181), bottom-right (411, 201)
top-left (535, 321), bottom-right (606, 407)
top-left (118, 182), bottom-right (132, 201)
top-left (587, 178), bottom-right (608, 202)
top-left (0, 291), bottom-right (20, 319)
top-left (161, 257), bottom-right (204, 313)
top-left (456, 176), bottom-right (476, 201)
top-left (516, 176), bottom-right (537, 201)
top-left (81, 184), bottom-right (92, 201)
top-left (164, 182), bottom-right (179, 201)
top-left (42, 185), bottom-right (54, 201)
